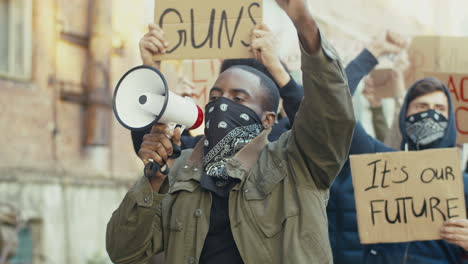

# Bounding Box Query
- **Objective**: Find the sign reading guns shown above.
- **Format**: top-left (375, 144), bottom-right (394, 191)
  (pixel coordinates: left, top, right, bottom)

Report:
top-left (350, 148), bottom-right (466, 244)
top-left (154, 0), bottom-right (262, 60)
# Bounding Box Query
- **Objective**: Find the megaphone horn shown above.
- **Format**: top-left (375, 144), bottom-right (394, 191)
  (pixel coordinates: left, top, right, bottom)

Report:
top-left (112, 65), bottom-right (204, 131)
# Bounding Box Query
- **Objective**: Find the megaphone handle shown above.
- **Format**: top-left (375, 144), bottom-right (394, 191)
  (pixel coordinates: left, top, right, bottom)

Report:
top-left (144, 160), bottom-right (170, 179)
top-left (169, 143), bottom-right (181, 159)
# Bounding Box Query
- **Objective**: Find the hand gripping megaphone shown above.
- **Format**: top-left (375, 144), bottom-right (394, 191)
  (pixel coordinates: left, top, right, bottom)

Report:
top-left (112, 65), bottom-right (204, 177)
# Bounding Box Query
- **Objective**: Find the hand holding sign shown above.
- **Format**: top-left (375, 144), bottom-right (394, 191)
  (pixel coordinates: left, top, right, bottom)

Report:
top-left (441, 219), bottom-right (468, 251)
top-left (139, 24), bottom-right (168, 69)
top-left (154, 0), bottom-right (262, 60)
top-left (251, 24), bottom-right (290, 87)
top-left (350, 148), bottom-right (466, 244)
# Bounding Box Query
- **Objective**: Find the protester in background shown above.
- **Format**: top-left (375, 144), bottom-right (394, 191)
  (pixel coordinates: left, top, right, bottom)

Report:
top-left (106, 0), bottom-right (356, 262)
top-left (328, 31), bottom-right (408, 264)
top-left (327, 31), bottom-right (468, 263)
top-left (363, 79), bottom-right (468, 264)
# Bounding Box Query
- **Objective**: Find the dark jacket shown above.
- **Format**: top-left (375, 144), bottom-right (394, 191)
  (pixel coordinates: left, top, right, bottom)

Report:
top-left (328, 49), bottom-right (466, 264)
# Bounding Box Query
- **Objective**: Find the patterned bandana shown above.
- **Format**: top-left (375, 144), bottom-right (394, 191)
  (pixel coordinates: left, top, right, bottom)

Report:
top-left (405, 109), bottom-right (448, 149)
top-left (203, 97), bottom-right (263, 188)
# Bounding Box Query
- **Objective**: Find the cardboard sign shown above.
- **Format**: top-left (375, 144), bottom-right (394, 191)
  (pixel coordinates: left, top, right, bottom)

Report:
top-left (418, 72), bottom-right (468, 144)
top-left (350, 148), bottom-right (465, 244)
top-left (154, 0), bottom-right (262, 60)
top-left (369, 69), bottom-right (405, 98)
top-left (406, 36), bottom-right (468, 88)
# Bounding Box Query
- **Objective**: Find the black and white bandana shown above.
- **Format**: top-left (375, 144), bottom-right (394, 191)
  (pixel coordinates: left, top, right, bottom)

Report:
top-left (405, 109), bottom-right (448, 149)
top-left (203, 98), bottom-right (263, 189)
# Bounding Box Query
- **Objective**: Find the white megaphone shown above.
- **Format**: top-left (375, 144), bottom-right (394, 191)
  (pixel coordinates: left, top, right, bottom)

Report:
top-left (113, 65), bottom-right (204, 131)
top-left (112, 65), bottom-right (204, 177)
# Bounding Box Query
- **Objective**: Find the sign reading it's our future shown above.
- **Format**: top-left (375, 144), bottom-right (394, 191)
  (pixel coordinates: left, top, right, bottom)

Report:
top-left (350, 148), bottom-right (466, 244)
top-left (154, 0), bottom-right (262, 60)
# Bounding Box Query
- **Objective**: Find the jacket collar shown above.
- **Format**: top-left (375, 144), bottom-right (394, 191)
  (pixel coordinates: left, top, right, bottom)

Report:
top-left (178, 128), bottom-right (271, 183)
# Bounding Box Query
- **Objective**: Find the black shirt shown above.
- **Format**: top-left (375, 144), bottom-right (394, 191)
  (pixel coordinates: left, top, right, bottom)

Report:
top-left (199, 193), bottom-right (244, 264)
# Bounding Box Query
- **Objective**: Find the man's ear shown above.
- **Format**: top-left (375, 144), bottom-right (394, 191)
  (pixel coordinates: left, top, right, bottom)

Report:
top-left (261, 111), bottom-right (277, 129)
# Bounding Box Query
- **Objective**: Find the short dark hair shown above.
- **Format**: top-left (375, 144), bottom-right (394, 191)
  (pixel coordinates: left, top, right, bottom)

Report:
top-left (407, 78), bottom-right (446, 104)
top-left (229, 65), bottom-right (280, 113)
top-left (221, 58), bottom-right (275, 83)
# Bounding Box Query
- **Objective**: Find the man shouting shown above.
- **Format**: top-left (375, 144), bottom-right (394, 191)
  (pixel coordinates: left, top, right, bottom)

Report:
top-left (106, 0), bottom-right (355, 263)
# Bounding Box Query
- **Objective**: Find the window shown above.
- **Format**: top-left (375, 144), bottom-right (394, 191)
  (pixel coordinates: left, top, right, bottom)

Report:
top-left (9, 227), bottom-right (33, 264)
top-left (0, 0), bottom-right (32, 80)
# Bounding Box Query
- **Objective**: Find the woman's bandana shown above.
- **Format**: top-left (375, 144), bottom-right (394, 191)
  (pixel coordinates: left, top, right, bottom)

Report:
top-left (203, 97), bottom-right (263, 188)
top-left (405, 109), bottom-right (448, 149)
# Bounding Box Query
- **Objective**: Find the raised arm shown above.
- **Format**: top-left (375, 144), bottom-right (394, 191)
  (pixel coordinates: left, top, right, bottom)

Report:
top-left (343, 32), bottom-right (407, 154)
top-left (251, 24), bottom-right (304, 124)
top-left (345, 49), bottom-right (378, 95)
top-left (276, 0), bottom-right (355, 189)
top-left (346, 31), bottom-right (407, 95)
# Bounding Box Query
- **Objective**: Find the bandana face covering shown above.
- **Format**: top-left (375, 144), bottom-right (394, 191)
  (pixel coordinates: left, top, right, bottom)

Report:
top-left (405, 109), bottom-right (448, 149)
top-left (203, 97), bottom-right (263, 187)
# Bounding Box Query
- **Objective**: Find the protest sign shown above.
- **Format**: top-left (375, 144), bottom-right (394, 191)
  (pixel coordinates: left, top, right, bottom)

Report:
top-left (369, 68), bottom-right (405, 98)
top-left (154, 0), bottom-right (262, 60)
top-left (418, 72), bottom-right (468, 144)
top-left (406, 36), bottom-right (468, 88)
top-left (350, 148), bottom-right (465, 244)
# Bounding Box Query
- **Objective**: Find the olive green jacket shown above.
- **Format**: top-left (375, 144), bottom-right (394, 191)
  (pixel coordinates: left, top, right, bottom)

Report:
top-left (106, 32), bottom-right (356, 264)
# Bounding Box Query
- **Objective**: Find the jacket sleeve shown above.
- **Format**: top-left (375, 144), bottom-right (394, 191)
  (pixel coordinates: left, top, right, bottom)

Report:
top-left (279, 77), bottom-right (304, 126)
top-left (343, 48), bottom-right (393, 155)
top-left (345, 48), bottom-right (378, 96)
top-left (350, 122), bottom-right (393, 155)
top-left (370, 106), bottom-right (389, 142)
top-left (286, 30), bottom-right (356, 189)
top-left (106, 176), bottom-right (165, 264)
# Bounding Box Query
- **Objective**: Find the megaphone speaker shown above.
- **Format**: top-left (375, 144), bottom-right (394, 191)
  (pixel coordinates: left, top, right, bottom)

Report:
top-left (112, 65), bottom-right (204, 131)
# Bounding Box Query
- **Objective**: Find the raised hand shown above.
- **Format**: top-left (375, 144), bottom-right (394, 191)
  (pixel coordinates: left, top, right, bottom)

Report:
top-left (275, 0), bottom-right (319, 54)
top-left (139, 24), bottom-right (169, 69)
top-left (274, 0), bottom-right (309, 24)
top-left (440, 219), bottom-right (468, 251)
top-left (367, 31), bottom-right (408, 58)
top-left (250, 24), bottom-right (290, 87)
